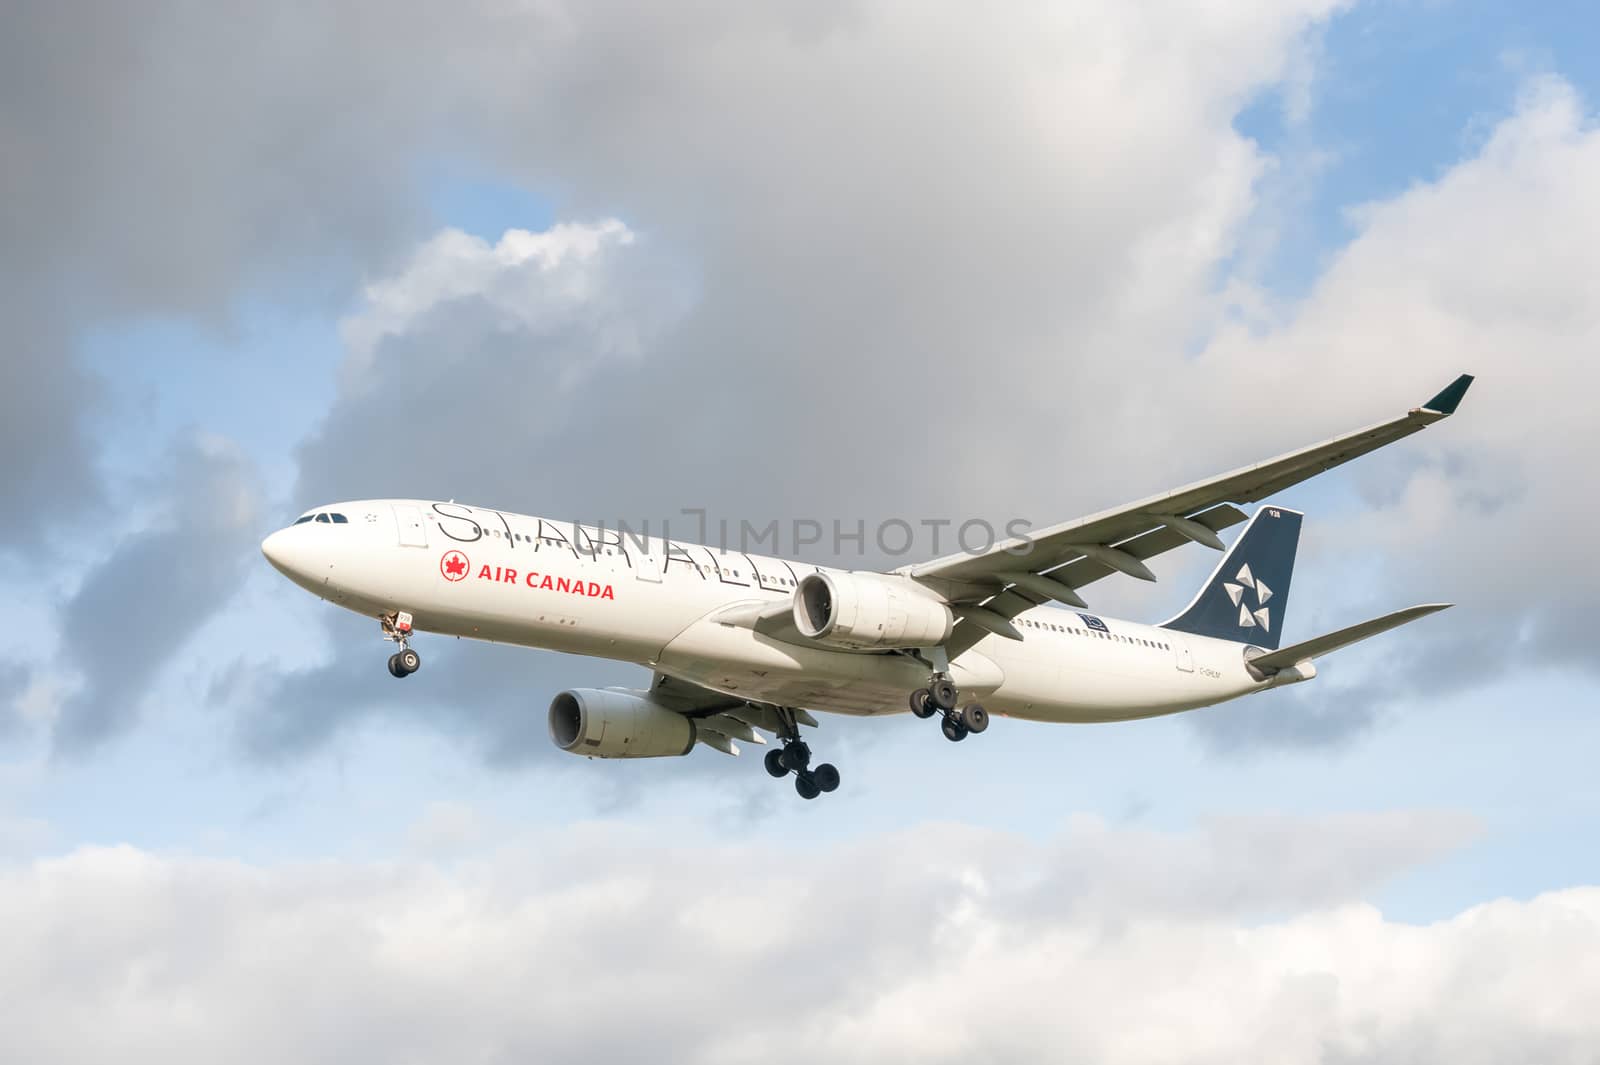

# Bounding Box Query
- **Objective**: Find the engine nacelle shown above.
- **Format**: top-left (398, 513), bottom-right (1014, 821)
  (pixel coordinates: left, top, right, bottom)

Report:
top-left (793, 571), bottom-right (955, 650)
top-left (548, 688), bottom-right (696, 758)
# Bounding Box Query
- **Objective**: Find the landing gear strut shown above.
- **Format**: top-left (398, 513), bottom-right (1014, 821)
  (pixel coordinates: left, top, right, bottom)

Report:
top-left (382, 612), bottom-right (421, 678)
top-left (766, 708), bottom-right (840, 800)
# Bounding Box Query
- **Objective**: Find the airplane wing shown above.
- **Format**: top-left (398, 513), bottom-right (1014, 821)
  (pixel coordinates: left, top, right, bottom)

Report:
top-left (1246, 603), bottom-right (1451, 675)
top-left (902, 374), bottom-right (1474, 656)
top-left (646, 672), bottom-right (818, 755)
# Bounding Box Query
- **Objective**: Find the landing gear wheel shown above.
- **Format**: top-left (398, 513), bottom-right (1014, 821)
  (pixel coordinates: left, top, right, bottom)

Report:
top-left (398, 648), bottom-right (421, 675)
top-left (780, 742), bottom-right (812, 773)
top-left (960, 703), bottom-right (989, 734)
top-left (387, 653), bottom-right (407, 678)
top-left (910, 688), bottom-right (936, 719)
top-left (764, 748), bottom-right (788, 778)
top-left (930, 677), bottom-right (959, 711)
top-left (941, 716), bottom-right (969, 742)
top-left (771, 709), bottom-right (836, 799)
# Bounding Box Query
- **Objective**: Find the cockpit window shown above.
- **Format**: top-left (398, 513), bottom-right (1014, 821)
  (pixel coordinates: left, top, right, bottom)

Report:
top-left (292, 511), bottom-right (349, 526)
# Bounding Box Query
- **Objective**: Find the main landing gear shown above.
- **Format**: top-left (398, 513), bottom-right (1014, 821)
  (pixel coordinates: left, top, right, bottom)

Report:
top-left (382, 612), bottom-right (422, 678)
top-left (910, 676), bottom-right (990, 743)
top-left (763, 708), bottom-right (840, 800)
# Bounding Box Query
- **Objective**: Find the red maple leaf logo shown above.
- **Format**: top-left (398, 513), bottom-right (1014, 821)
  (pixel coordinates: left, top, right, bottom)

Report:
top-left (441, 551), bottom-right (469, 581)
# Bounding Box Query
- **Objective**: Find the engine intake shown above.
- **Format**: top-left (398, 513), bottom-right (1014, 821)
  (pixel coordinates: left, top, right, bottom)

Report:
top-left (793, 571), bottom-right (954, 650)
top-left (548, 688), bottom-right (696, 758)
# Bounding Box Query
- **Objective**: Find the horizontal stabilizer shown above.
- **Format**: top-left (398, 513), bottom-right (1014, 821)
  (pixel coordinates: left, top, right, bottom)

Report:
top-left (1248, 603), bottom-right (1451, 674)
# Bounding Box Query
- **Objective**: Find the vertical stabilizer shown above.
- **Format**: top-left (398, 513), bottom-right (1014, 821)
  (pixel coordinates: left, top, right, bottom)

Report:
top-left (1159, 507), bottom-right (1302, 650)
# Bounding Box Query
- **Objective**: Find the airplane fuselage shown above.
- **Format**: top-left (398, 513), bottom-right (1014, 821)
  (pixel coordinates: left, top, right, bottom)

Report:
top-left (262, 499), bottom-right (1275, 724)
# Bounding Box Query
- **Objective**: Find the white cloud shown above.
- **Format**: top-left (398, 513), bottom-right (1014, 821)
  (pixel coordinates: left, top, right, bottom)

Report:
top-left (340, 221), bottom-right (643, 370)
top-left (4, 813), bottom-right (1595, 1065)
top-left (1168, 74), bottom-right (1600, 685)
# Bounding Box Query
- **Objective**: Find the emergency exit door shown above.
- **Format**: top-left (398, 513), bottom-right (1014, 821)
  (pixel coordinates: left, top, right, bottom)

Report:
top-left (394, 504), bottom-right (428, 548)
top-left (1172, 635), bottom-right (1194, 672)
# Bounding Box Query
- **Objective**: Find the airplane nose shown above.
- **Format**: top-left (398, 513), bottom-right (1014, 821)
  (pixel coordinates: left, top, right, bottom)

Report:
top-left (261, 523), bottom-right (342, 595)
top-left (261, 529), bottom-right (296, 574)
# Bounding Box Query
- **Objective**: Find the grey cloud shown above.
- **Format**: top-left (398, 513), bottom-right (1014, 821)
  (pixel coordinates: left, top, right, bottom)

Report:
top-left (20, 0), bottom-right (1560, 765)
top-left (0, 2), bottom-right (496, 545)
top-left (1, 1), bottom-right (528, 747)
top-left (278, 35), bottom-right (1600, 769)
top-left (7, 0), bottom-right (1351, 762)
top-left (0, 667), bottom-right (29, 740)
top-left (262, 0), bottom-right (1468, 764)
top-left (0, 2), bottom-right (471, 316)
top-left (218, 614), bottom-right (858, 810)
top-left (51, 438), bottom-right (262, 755)
top-left (1189, 674), bottom-right (1387, 755)
top-left (0, 289), bottom-right (103, 549)
top-left (219, 623), bottom-right (635, 770)
top-left (283, 1), bottom-right (1341, 527)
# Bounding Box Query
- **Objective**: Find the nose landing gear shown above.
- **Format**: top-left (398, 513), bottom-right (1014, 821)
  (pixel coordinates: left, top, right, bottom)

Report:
top-left (382, 612), bottom-right (421, 678)
top-left (764, 708), bottom-right (840, 799)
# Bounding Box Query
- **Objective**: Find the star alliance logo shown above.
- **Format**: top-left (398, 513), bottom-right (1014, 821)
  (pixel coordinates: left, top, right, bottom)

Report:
top-left (1223, 563), bottom-right (1272, 632)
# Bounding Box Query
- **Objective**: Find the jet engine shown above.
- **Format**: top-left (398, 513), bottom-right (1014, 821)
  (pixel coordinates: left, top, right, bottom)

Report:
top-left (548, 688), bottom-right (696, 758)
top-left (793, 571), bottom-right (955, 650)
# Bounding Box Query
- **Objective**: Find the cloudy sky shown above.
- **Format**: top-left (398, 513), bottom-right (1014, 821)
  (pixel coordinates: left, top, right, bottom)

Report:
top-left (4, 1), bottom-right (1600, 1060)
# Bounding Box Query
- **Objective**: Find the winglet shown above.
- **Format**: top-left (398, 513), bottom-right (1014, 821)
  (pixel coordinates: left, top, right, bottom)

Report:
top-left (1421, 373), bottom-right (1474, 415)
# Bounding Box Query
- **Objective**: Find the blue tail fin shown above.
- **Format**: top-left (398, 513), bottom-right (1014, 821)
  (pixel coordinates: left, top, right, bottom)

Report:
top-left (1159, 507), bottom-right (1302, 650)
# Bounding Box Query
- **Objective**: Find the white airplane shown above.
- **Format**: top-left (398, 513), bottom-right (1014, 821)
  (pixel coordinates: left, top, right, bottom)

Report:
top-left (262, 375), bottom-right (1472, 799)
